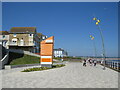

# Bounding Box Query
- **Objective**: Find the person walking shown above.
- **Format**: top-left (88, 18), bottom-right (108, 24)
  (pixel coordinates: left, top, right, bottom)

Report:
top-left (83, 59), bottom-right (87, 67)
top-left (88, 58), bottom-right (92, 66)
top-left (93, 60), bottom-right (97, 66)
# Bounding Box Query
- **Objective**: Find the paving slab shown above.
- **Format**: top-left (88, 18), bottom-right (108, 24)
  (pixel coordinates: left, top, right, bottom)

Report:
top-left (2, 62), bottom-right (118, 88)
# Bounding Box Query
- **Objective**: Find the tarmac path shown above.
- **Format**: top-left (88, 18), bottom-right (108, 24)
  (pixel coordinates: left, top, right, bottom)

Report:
top-left (2, 62), bottom-right (118, 88)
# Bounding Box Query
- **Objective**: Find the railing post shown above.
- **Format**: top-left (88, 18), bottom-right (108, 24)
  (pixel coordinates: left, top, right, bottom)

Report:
top-left (113, 62), bottom-right (115, 69)
top-left (114, 62), bottom-right (115, 69)
top-left (112, 62), bottom-right (114, 68)
top-left (110, 62), bottom-right (111, 67)
top-left (109, 61), bottom-right (110, 67)
top-left (115, 62), bottom-right (117, 69)
top-left (111, 62), bottom-right (113, 68)
top-left (118, 63), bottom-right (120, 70)
top-left (117, 62), bottom-right (119, 70)
top-left (108, 61), bottom-right (110, 67)
top-left (115, 62), bottom-right (116, 69)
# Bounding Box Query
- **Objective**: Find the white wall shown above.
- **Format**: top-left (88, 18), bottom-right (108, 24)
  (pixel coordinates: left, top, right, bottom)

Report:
top-left (0, 35), bottom-right (9, 49)
top-left (54, 50), bottom-right (63, 57)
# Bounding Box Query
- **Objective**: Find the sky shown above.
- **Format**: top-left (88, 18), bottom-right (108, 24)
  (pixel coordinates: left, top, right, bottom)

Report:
top-left (2, 2), bottom-right (118, 57)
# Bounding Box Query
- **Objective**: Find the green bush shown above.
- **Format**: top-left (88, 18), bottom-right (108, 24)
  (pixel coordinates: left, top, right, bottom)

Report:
top-left (63, 56), bottom-right (82, 59)
top-left (21, 64), bottom-right (65, 72)
top-left (52, 64), bottom-right (65, 68)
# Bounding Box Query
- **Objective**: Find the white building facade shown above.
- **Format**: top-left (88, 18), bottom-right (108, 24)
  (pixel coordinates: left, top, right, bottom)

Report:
top-left (0, 31), bottom-right (9, 49)
top-left (54, 48), bottom-right (68, 57)
top-left (8, 27), bottom-right (47, 53)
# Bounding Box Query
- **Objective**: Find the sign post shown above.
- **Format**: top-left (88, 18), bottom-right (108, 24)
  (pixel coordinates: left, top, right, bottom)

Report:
top-left (40, 36), bottom-right (54, 68)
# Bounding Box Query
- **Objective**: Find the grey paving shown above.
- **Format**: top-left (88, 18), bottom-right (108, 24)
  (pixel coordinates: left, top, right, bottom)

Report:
top-left (0, 70), bottom-right (2, 90)
top-left (2, 62), bottom-right (118, 88)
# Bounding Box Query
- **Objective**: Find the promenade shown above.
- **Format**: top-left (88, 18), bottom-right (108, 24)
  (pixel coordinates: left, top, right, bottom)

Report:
top-left (2, 62), bottom-right (118, 88)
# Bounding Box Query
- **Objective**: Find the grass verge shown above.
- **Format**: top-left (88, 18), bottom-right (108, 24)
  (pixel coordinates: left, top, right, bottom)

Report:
top-left (10, 54), bottom-right (40, 65)
top-left (21, 64), bottom-right (65, 72)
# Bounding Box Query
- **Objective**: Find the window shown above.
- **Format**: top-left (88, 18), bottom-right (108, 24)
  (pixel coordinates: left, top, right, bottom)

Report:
top-left (29, 34), bottom-right (32, 37)
top-left (12, 41), bottom-right (16, 43)
top-left (42, 36), bottom-right (45, 39)
top-left (13, 34), bottom-right (16, 37)
top-left (29, 41), bottom-right (33, 43)
top-left (2, 35), bottom-right (5, 38)
top-left (12, 38), bottom-right (17, 43)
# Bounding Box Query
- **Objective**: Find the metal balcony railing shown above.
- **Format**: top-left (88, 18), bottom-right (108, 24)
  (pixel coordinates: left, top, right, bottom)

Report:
top-left (9, 42), bottom-right (18, 46)
top-left (9, 41), bottom-right (35, 46)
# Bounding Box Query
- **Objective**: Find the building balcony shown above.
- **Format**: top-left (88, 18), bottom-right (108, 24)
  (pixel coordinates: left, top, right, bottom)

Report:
top-left (9, 41), bottom-right (35, 46)
top-left (9, 42), bottom-right (18, 46)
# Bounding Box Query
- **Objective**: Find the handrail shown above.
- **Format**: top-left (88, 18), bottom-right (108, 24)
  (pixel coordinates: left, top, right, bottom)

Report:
top-left (1, 52), bottom-right (9, 62)
top-left (105, 60), bottom-right (120, 71)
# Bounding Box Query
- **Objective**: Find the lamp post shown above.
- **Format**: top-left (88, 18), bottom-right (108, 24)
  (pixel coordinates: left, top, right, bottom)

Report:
top-left (90, 35), bottom-right (97, 58)
top-left (93, 17), bottom-right (106, 70)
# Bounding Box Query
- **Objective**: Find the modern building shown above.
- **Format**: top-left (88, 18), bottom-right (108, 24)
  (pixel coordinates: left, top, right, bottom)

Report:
top-left (0, 31), bottom-right (9, 49)
top-left (54, 48), bottom-right (68, 57)
top-left (8, 27), bottom-right (47, 53)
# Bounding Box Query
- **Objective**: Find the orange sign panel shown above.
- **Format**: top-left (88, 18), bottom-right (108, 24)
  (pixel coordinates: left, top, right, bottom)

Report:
top-left (41, 44), bottom-right (53, 56)
top-left (41, 58), bottom-right (52, 62)
top-left (40, 36), bottom-right (54, 66)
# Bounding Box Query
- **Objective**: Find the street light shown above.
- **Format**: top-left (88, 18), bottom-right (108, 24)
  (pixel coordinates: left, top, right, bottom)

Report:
top-left (93, 17), bottom-right (106, 70)
top-left (90, 35), bottom-right (97, 58)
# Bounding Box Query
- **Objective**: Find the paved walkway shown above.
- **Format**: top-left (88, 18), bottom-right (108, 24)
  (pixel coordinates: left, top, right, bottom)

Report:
top-left (2, 62), bottom-right (118, 88)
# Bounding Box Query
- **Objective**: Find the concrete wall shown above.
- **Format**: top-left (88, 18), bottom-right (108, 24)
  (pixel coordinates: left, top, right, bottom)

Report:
top-left (9, 49), bottom-right (40, 57)
top-left (1, 52), bottom-right (9, 69)
top-left (9, 46), bottom-right (34, 53)
top-left (0, 49), bottom-right (40, 69)
top-left (0, 61), bottom-right (2, 70)
top-left (0, 44), bottom-right (8, 69)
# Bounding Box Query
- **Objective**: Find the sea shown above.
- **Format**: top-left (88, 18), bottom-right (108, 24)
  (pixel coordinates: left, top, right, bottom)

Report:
top-left (107, 60), bottom-right (120, 63)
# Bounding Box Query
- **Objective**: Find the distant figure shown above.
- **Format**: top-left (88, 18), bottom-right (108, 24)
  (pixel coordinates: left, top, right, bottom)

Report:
top-left (88, 59), bottom-right (90, 63)
top-left (101, 60), bottom-right (104, 64)
top-left (83, 59), bottom-right (87, 67)
top-left (61, 59), bottom-right (63, 62)
top-left (93, 60), bottom-right (97, 66)
top-left (88, 58), bottom-right (92, 66)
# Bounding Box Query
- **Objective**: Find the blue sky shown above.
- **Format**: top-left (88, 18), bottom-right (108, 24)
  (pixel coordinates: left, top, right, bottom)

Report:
top-left (2, 2), bottom-right (118, 57)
